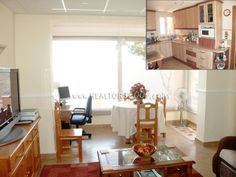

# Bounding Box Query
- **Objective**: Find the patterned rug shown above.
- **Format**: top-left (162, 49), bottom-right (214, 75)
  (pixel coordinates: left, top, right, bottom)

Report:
top-left (39, 162), bottom-right (203, 177)
top-left (40, 162), bottom-right (100, 177)
top-left (169, 124), bottom-right (197, 141)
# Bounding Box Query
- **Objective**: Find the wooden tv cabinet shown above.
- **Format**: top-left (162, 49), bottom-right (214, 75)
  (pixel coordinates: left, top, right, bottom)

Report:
top-left (0, 118), bottom-right (41, 177)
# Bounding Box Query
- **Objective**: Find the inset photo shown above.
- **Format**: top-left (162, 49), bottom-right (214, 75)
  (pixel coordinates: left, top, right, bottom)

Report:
top-left (146, 0), bottom-right (236, 70)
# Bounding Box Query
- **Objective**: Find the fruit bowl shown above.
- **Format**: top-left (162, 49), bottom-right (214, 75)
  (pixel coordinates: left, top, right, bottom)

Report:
top-left (132, 143), bottom-right (156, 157)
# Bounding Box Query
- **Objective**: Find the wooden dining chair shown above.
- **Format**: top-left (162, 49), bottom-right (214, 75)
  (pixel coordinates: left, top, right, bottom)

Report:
top-left (54, 102), bottom-right (83, 161)
top-left (135, 100), bottom-right (158, 146)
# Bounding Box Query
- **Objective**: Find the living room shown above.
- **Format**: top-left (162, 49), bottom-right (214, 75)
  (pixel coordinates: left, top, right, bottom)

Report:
top-left (0, 0), bottom-right (236, 177)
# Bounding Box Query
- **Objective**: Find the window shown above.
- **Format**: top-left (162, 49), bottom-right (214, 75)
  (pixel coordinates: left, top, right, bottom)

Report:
top-left (159, 17), bottom-right (173, 36)
top-left (52, 38), bottom-right (118, 109)
top-left (52, 37), bottom-right (185, 110)
top-left (159, 17), bottom-right (166, 35)
top-left (166, 17), bottom-right (174, 35)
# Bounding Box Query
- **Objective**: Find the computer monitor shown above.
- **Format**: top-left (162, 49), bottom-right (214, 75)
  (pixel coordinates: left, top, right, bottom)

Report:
top-left (58, 86), bottom-right (70, 103)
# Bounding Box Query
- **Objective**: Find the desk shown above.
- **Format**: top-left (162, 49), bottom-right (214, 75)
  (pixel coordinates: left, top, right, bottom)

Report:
top-left (111, 101), bottom-right (166, 139)
top-left (60, 105), bottom-right (74, 124)
top-left (59, 100), bottom-right (86, 124)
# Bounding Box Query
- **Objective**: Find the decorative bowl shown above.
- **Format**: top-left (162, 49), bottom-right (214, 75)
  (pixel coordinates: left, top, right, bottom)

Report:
top-left (132, 143), bottom-right (156, 157)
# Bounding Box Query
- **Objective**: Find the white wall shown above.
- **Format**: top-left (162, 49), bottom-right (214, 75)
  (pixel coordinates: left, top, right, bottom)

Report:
top-left (222, 1), bottom-right (236, 41)
top-left (15, 15), bottom-right (55, 154)
top-left (0, 3), bottom-right (15, 67)
top-left (197, 71), bottom-right (236, 142)
top-left (223, 1), bottom-right (236, 30)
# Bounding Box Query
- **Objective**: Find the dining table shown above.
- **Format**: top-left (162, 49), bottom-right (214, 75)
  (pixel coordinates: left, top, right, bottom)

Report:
top-left (111, 100), bottom-right (166, 143)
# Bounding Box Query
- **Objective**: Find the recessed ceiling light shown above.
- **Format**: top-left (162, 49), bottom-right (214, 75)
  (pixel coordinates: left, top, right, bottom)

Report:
top-left (80, 2), bottom-right (89, 5)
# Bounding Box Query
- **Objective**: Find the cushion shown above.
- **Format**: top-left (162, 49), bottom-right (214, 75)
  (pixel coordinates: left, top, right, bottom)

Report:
top-left (220, 149), bottom-right (236, 169)
top-left (71, 114), bottom-right (87, 124)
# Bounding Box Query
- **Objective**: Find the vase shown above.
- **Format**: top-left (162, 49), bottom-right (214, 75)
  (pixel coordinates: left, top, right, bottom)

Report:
top-left (133, 98), bottom-right (143, 104)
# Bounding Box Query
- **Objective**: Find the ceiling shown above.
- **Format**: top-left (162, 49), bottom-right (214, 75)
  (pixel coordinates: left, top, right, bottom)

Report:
top-left (147, 0), bottom-right (206, 12)
top-left (0, 0), bottom-right (145, 16)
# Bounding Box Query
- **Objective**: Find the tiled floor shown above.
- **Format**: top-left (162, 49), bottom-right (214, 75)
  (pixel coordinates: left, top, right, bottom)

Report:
top-left (41, 124), bottom-right (218, 177)
top-left (160, 58), bottom-right (193, 69)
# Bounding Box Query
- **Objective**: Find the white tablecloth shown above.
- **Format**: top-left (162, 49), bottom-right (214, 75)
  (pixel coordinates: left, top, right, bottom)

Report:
top-left (111, 101), bottom-right (166, 139)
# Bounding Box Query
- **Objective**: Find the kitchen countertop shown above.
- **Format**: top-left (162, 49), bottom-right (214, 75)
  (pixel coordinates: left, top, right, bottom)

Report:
top-left (172, 40), bottom-right (229, 53)
top-left (147, 40), bottom-right (229, 53)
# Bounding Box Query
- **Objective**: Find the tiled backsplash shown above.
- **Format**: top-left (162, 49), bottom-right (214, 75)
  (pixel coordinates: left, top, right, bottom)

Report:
top-left (174, 29), bottom-right (198, 37)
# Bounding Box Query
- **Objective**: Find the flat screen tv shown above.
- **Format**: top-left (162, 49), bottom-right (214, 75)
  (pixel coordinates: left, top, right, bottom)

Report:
top-left (0, 68), bottom-right (21, 139)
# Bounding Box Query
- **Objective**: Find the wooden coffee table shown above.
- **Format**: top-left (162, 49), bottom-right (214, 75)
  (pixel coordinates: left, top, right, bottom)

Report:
top-left (97, 146), bottom-right (195, 177)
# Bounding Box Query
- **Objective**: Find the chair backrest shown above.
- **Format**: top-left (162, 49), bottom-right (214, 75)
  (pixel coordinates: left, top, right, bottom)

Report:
top-left (137, 100), bottom-right (158, 127)
top-left (54, 102), bottom-right (62, 136)
top-left (85, 96), bottom-right (92, 118)
top-left (136, 100), bottom-right (158, 145)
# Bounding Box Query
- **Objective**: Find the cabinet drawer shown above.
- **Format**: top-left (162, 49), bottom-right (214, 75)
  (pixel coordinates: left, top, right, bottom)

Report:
top-left (199, 50), bottom-right (213, 59)
top-left (10, 144), bottom-right (24, 172)
top-left (33, 124), bottom-right (39, 137)
top-left (186, 55), bottom-right (196, 62)
top-left (186, 46), bottom-right (198, 53)
top-left (167, 165), bottom-right (187, 175)
top-left (198, 60), bottom-right (212, 69)
top-left (24, 132), bottom-right (33, 150)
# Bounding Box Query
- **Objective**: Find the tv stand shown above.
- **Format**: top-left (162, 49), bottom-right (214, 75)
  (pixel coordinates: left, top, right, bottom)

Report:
top-left (0, 117), bottom-right (41, 177)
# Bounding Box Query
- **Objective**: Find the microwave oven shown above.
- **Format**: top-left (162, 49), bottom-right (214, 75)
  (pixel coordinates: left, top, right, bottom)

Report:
top-left (199, 25), bottom-right (215, 38)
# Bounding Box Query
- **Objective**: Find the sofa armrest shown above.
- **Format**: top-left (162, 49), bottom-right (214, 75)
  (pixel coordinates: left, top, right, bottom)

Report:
top-left (213, 136), bottom-right (236, 176)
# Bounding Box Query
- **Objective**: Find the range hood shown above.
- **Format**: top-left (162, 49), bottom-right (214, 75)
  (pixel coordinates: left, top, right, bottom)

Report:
top-left (0, 45), bottom-right (6, 54)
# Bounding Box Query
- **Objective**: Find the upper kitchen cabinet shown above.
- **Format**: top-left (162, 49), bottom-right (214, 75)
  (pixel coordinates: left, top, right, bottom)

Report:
top-left (147, 10), bottom-right (156, 31)
top-left (174, 6), bottom-right (198, 29)
top-left (198, 0), bottom-right (222, 24)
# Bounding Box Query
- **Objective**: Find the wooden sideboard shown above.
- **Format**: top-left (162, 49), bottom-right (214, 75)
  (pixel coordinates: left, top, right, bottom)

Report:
top-left (0, 118), bottom-right (41, 177)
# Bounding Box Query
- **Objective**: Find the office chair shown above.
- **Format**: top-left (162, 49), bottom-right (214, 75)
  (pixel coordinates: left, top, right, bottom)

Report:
top-left (70, 96), bottom-right (92, 139)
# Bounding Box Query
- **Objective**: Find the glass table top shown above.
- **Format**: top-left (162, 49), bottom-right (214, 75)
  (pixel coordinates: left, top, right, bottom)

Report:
top-left (98, 146), bottom-right (184, 167)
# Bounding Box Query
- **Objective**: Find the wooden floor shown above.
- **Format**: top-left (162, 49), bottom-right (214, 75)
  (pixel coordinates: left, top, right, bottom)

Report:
top-left (41, 124), bottom-right (218, 177)
top-left (160, 57), bottom-right (193, 69)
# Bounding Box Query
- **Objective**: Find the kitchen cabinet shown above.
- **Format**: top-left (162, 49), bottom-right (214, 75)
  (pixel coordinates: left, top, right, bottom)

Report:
top-left (197, 49), bottom-right (213, 69)
top-left (185, 46), bottom-right (198, 68)
top-left (157, 41), bottom-right (172, 59)
top-left (174, 6), bottom-right (198, 29)
top-left (199, 4), bottom-right (205, 23)
top-left (198, 1), bottom-right (222, 24)
top-left (198, 0), bottom-right (222, 49)
top-left (174, 10), bottom-right (185, 29)
top-left (172, 42), bottom-right (185, 62)
top-left (171, 41), bottom-right (228, 69)
top-left (147, 10), bottom-right (156, 31)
